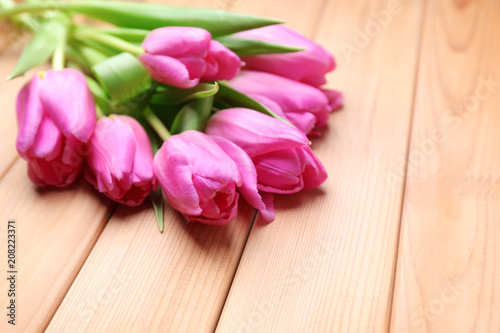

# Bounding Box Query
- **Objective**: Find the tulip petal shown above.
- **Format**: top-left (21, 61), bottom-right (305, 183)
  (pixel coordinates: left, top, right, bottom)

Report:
top-left (237, 25), bottom-right (335, 85)
top-left (247, 94), bottom-right (287, 120)
top-left (39, 68), bottom-right (96, 142)
top-left (179, 131), bottom-right (241, 185)
top-left (176, 56), bottom-right (207, 81)
top-left (139, 53), bottom-right (200, 88)
top-left (253, 149), bottom-right (304, 194)
top-left (28, 155), bottom-right (80, 187)
top-left (114, 115), bottom-right (155, 183)
top-left (30, 116), bottom-right (63, 161)
top-left (285, 111), bottom-right (316, 134)
top-left (142, 27), bottom-right (211, 58)
top-left (87, 116), bottom-right (136, 193)
top-left (153, 136), bottom-right (202, 216)
top-left (206, 108), bottom-right (308, 157)
top-left (16, 75), bottom-right (44, 157)
top-left (211, 135), bottom-right (275, 222)
top-left (154, 131), bottom-right (243, 224)
top-left (185, 192), bottom-right (239, 226)
top-left (202, 40), bottom-right (241, 81)
top-left (228, 70), bottom-right (332, 134)
top-left (259, 192), bottom-right (275, 223)
top-left (230, 70), bottom-right (330, 112)
top-left (322, 89), bottom-right (343, 111)
top-left (297, 146), bottom-right (328, 189)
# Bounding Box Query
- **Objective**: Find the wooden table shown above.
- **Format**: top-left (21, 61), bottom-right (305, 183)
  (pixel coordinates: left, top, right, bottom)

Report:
top-left (1, 0), bottom-right (499, 332)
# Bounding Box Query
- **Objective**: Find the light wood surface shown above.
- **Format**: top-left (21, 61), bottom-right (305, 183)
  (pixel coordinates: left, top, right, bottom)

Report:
top-left (0, 0), bottom-right (499, 332)
top-left (217, 0), bottom-right (424, 331)
top-left (0, 32), bottom-right (113, 333)
top-left (46, 1), bottom-right (329, 332)
top-left (390, 0), bottom-right (500, 332)
top-left (0, 161), bottom-right (112, 333)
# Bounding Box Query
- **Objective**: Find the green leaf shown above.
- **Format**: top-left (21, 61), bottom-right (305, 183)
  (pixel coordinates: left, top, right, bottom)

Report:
top-left (7, 16), bottom-right (68, 80)
top-left (149, 187), bottom-right (164, 233)
top-left (151, 82), bottom-right (219, 106)
top-left (215, 36), bottom-right (304, 57)
top-left (92, 53), bottom-right (156, 116)
top-left (216, 82), bottom-right (293, 126)
top-left (92, 52), bottom-right (152, 102)
top-left (170, 96), bottom-right (214, 135)
top-left (113, 87), bottom-right (157, 117)
top-left (61, 1), bottom-right (282, 37)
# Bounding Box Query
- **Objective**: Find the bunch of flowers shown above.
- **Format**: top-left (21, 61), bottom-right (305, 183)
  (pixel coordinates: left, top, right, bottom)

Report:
top-left (0, 0), bottom-right (341, 230)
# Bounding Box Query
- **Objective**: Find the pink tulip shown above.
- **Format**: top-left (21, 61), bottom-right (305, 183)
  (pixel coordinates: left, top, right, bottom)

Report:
top-left (85, 115), bottom-right (156, 206)
top-left (202, 40), bottom-right (241, 81)
top-left (228, 70), bottom-right (333, 134)
top-left (16, 69), bottom-right (96, 187)
top-left (153, 130), bottom-right (274, 225)
top-left (139, 27), bottom-right (241, 88)
top-left (205, 108), bottom-right (327, 194)
top-left (236, 25), bottom-right (335, 86)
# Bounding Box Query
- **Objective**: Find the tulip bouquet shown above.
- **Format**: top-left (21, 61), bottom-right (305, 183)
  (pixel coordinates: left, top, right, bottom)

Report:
top-left (0, 0), bottom-right (342, 230)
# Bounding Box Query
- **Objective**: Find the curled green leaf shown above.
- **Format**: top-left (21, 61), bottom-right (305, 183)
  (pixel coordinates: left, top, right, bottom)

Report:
top-left (151, 82), bottom-right (219, 106)
top-left (216, 82), bottom-right (293, 126)
top-left (170, 96), bottom-right (214, 135)
top-left (216, 36), bottom-right (304, 57)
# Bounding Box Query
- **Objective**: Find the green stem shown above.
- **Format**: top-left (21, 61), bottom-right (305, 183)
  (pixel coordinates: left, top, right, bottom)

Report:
top-left (67, 41), bottom-right (108, 67)
top-left (143, 108), bottom-right (171, 141)
top-left (52, 38), bottom-right (66, 70)
top-left (76, 28), bottom-right (144, 56)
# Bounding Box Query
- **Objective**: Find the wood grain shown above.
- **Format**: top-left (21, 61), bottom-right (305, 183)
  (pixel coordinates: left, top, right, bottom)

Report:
top-left (45, 1), bottom-right (328, 332)
top-left (0, 160), bottom-right (112, 333)
top-left (0, 23), bottom-right (114, 333)
top-left (390, 0), bottom-right (500, 332)
top-left (216, 0), bottom-right (424, 331)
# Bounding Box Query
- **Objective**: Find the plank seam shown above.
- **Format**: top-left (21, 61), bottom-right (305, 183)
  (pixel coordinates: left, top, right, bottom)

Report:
top-left (213, 209), bottom-right (257, 333)
top-left (0, 156), bottom-right (19, 183)
top-left (386, 0), bottom-right (428, 331)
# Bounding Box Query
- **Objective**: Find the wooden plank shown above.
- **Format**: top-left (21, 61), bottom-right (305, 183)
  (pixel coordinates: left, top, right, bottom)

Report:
top-left (46, 201), bottom-right (255, 333)
top-left (216, 0), bottom-right (424, 331)
top-left (0, 22), bottom-right (113, 333)
top-left (390, 0), bottom-right (500, 332)
top-left (0, 160), bottom-right (112, 332)
top-left (0, 24), bottom-right (29, 177)
top-left (46, 1), bottom-right (327, 332)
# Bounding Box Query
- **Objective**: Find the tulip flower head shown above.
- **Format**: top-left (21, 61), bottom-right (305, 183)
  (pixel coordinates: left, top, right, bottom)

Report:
top-left (139, 27), bottom-right (240, 89)
top-left (228, 70), bottom-right (334, 135)
top-left (202, 40), bottom-right (241, 81)
top-left (237, 25), bottom-right (335, 86)
top-left (16, 69), bottom-right (96, 187)
top-left (206, 108), bottom-right (327, 194)
top-left (154, 130), bottom-right (274, 225)
top-left (85, 115), bottom-right (157, 206)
